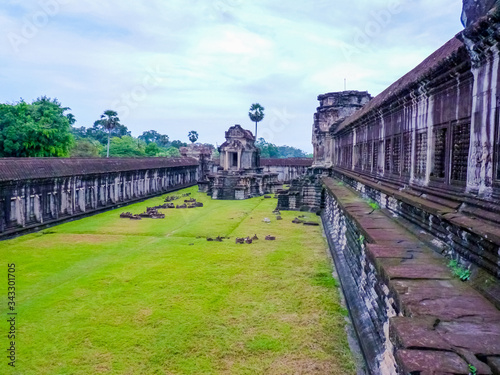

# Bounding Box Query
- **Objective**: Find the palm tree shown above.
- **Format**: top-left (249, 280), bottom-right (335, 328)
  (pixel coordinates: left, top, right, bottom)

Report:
top-left (94, 110), bottom-right (120, 157)
top-left (188, 130), bottom-right (199, 143)
top-left (248, 103), bottom-right (265, 139)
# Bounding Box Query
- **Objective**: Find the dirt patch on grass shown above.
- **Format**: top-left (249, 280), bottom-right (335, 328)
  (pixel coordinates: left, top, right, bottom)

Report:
top-left (73, 288), bottom-right (89, 298)
top-left (93, 352), bottom-right (113, 373)
top-left (60, 234), bottom-right (117, 244)
top-left (135, 308), bottom-right (153, 323)
top-left (267, 355), bottom-right (336, 375)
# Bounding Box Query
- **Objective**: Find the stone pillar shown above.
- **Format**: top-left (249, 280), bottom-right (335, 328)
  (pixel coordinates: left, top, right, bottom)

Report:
top-left (34, 194), bottom-right (42, 223)
top-left (325, 133), bottom-right (333, 167)
top-left (461, 12), bottom-right (500, 197)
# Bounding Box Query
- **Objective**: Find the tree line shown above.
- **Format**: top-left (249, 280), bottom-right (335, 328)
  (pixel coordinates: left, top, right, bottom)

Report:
top-left (0, 97), bottom-right (311, 158)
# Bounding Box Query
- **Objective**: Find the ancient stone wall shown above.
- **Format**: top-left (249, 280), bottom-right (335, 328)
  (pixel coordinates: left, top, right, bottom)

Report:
top-left (260, 158), bottom-right (312, 183)
top-left (324, 36), bottom-right (477, 191)
top-left (305, 4), bottom-right (500, 372)
top-left (324, 17), bottom-right (500, 199)
top-left (322, 188), bottom-right (397, 374)
top-left (277, 174), bottom-right (323, 212)
top-left (312, 91), bottom-right (372, 168)
top-left (331, 168), bottom-right (500, 304)
top-left (0, 158), bottom-right (199, 238)
top-left (309, 2), bottom-right (500, 284)
top-left (322, 177), bottom-right (500, 374)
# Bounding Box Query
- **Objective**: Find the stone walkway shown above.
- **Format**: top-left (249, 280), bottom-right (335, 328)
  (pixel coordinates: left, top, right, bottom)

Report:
top-left (323, 177), bottom-right (500, 375)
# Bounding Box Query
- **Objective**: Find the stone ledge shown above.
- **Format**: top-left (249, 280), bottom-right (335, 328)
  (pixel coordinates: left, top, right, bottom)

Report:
top-left (323, 176), bottom-right (500, 374)
top-left (396, 349), bottom-right (472, 374)
top-left (331, 167), bottom-right (500, 247)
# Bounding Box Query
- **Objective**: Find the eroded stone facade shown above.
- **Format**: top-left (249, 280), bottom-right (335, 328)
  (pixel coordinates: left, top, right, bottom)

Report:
top-left (0, 158), bottom-right (199, 238)
top-left (312, 91), bottom-right (372, 168)
top-left (198, 125), bottom-right (280, 199)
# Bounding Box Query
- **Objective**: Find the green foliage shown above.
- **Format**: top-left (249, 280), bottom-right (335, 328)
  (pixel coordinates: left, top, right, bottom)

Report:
top-left (81, 122), bottom-right (130, 145)
top-left (70, 138), bottom-right (103, 157)
top-left (0, 97), bottom-right (75, 157)
top-left (144, 142), bottom-right (161, 156)
top-left (448, 260), bottom-right (471, 281)
top-left (249, 103), bottom-right (265, 138)
top-left (94, 110), bottom-right (119, 132)
top-left (248, 103), bottom-right (265, 135)
top-left (158, 146), bottom-right (181, 158)
top-left (71, 126), bottom-right (88, 139)
top-left (170, 140), bottom-right (188, 149)
top-left (188, 130), bottom-right (199, 143)
top-left (277, 145), bottom-right (308, 158)
top-left (94, 110), bottom-right (123, 157)
top-left (256, 137), bottom-right (279, 158)
top-left (139, 130), bottom-right (169, 147)
top-left (367, 199), bottom-right (380, 210)
top-left (107, 136), bottom-right (146, 157)
top-left (311, 272), bottom-right (338, 288)
top-left (256, 137), bottom-right (309, 159)
top-left (249, 103), bottom-right (265, 123)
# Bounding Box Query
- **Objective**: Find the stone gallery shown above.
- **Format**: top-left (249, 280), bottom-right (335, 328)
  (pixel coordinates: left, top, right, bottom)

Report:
top-left (198, 125), bottom-right (280, 200)
top-left (283, 1), bottom-right (500, 373)
top-left (0, 158), bottom-right (199, 238)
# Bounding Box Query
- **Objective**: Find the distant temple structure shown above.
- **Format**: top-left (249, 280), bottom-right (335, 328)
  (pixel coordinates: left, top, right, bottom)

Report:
top-left (312, 91), bottom-right (372, 168)
top-left (218, 125), bottom-right (259, 171)
top-left (198, 125), bottom-right (279, 199)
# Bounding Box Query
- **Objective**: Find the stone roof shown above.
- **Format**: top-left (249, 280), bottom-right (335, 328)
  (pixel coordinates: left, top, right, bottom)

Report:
top-left (260, 158), bottom-right (313, 167)
top-left (225, 124), bottom-right (255, 141)
top-left (335, 35), bottom-right (467, 134)
top-left (0, 157), bottom-right (198, 182)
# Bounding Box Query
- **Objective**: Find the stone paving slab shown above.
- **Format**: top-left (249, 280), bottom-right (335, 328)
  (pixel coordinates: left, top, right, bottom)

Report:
top-left (390, 316), bottom-right (453, 351)
top-left (487, 357), bottom-right (500, 374)
top-left (322, 177), bottom-right (500, 374)
top-left (379, 260), bottom-right (453, 281)
top-left (395, 349), bottom-right (471, 374)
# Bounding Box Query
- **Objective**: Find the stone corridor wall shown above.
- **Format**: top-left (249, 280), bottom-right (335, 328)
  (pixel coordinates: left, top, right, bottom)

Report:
top-left (330, 169), bottom-right (500, 306)
top-left (0, 158), bottom-right (199, 238)
top-left (260, 158), bottom-right (312, 183)
top-left (308, 2), bottom-right (500, 284)
top-left (322, 191), bottom-right (397, 374)
top-left (312, 3), bottom-right (500, 201)
top-left (322, 176), bottom-right (500, 374)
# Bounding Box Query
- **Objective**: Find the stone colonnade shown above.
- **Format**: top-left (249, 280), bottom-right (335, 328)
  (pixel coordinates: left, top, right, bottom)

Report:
top-left (0, 158), bottom-right (199, 238)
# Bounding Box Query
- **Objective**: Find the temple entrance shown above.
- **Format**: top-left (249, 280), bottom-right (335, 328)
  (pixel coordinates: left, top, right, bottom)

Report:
top-left (230, 152), bottom-right (238, 168)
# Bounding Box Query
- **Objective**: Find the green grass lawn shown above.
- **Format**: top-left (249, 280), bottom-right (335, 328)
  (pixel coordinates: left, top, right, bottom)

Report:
top-left (1, 186), bottom-right (355, 375)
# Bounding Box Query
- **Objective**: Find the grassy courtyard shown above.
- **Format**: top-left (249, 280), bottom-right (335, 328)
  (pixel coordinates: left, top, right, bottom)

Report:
top-left (1, 186), bottom-right (355, 375)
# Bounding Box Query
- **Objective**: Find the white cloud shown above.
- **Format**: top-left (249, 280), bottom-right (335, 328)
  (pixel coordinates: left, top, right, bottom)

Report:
top-left (0, 0), bottom-right (464, 151)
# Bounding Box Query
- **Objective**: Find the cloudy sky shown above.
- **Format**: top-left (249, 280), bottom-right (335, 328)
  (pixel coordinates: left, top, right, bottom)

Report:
top-left (1, 0), bottom-right (464, 152)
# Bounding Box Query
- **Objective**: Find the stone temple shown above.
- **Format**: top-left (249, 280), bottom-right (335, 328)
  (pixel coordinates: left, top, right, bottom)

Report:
top-left (198, 125), bottom-right (280, 199)
top-left (2, 1), bottom-right (500, 374)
